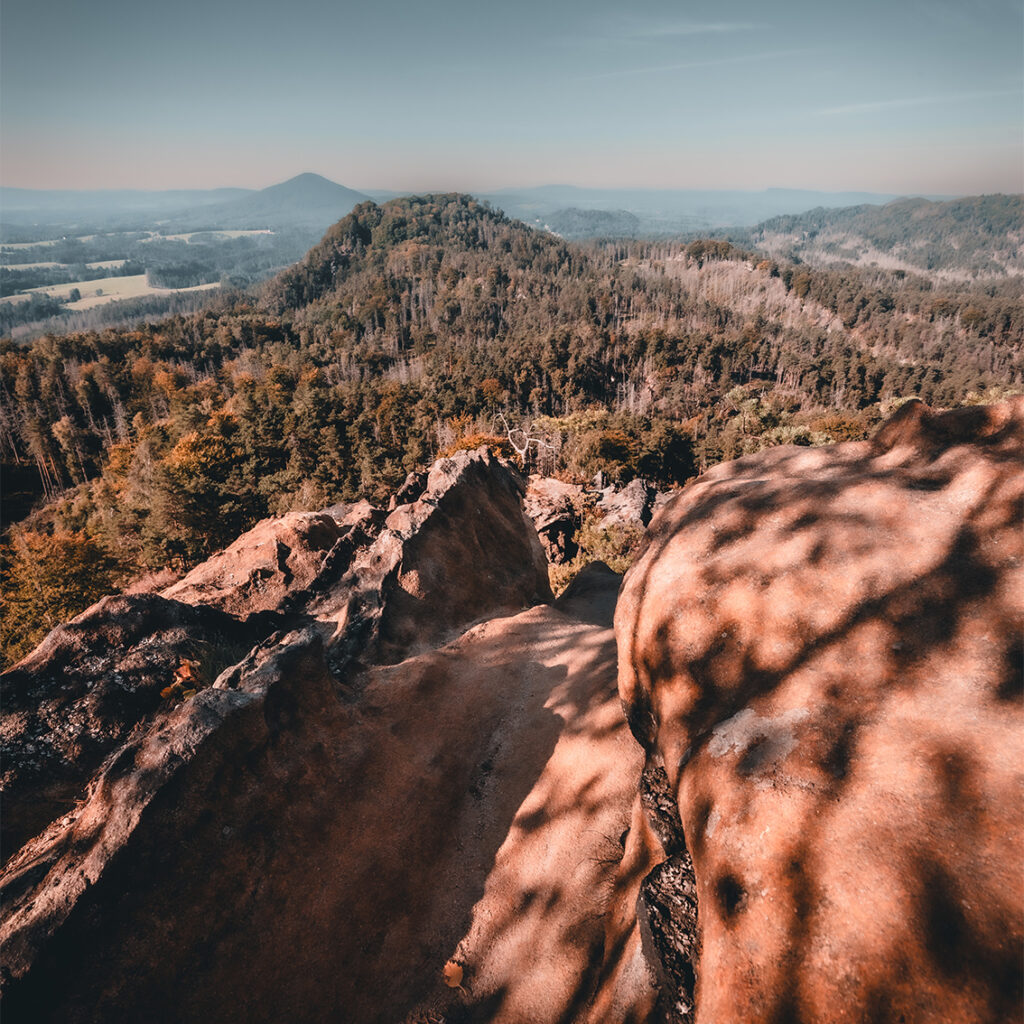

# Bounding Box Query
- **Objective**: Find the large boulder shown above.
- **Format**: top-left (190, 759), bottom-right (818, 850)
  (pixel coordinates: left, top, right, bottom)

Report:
top-left (597, 477), bottom-right (657, 529)
top-left (1, 573), bottom-right (649, 1024)
top-left (0, 594), bottom-right (275, 863)
top-left (615, 399), bottom-right (1024, 1023)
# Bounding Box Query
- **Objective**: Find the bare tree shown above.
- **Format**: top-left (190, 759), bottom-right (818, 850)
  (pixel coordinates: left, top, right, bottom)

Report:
top-left (497, 412), bottom-right (558, 471)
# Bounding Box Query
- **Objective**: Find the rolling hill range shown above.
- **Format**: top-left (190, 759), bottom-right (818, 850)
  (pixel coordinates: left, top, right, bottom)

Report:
top-left (1, 195), bottom-right (1021, 1024)
top-left (472, 185), bottom-right (944, 235)
top-left (0, 186), bottom-right (250, 228)
top-left (3, 193), bottom-right (1019, 578)
top-left (735, 194), bottom-right (1024, 278)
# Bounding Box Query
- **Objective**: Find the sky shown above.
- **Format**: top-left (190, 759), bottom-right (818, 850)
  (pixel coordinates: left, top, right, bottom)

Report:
top-left (1, 0), bottom-right (1022, 194)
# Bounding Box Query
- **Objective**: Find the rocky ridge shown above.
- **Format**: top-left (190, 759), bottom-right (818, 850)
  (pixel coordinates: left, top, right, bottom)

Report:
top-left (2, 403), bottom-right (1022, 1023)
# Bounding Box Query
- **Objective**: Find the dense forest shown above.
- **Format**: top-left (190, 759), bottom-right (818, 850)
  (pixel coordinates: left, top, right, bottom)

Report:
top-left (2, 193), bottom-right (1022, 663)
top-left (542, 208), bottom-right (643, 240)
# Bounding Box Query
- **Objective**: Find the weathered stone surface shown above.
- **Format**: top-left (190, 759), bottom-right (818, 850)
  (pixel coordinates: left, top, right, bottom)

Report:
top-left (324, 497), bottom-right (386, 530)
top-left (388, 468), bottom-right (429, 510)
top-left (598, 477), bottom-right (657, 529)
top-left (0, 594), bottom-right (272, 864)
top-left (1, 575), bottom-right (647, 1024)
top-left (160, 509), bottom-right (348, 614)
top-left (525, 476), bottom-right (587, 563)
top-left (317, 447), bottom-right (553, 669)
top-left (553, 560), bottom-right (621, 627)
top-left (615, 398), bottom-right (1024, 1023)
top-left (1, 450), bottom-right (547, 867)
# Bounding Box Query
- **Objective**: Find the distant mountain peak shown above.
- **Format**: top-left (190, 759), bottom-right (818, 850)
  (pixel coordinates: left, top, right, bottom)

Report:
top-left (162, 174), bottom-right (372, 231)
top-left (282, 172), bottom-right (330, 183)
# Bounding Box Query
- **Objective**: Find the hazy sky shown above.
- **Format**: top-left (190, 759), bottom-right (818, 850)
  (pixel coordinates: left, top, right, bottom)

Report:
top-left (2, 0), bottom-right (1021, 193)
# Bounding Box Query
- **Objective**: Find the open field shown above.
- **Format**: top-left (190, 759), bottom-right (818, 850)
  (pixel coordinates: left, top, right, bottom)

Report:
top-left (67, 280), bottom-right (220, 310)
top-left (2, 259), bottom-right (129, 271)
top-left (0, 274), bottom-right (220, 309)
top-left (142, 229), bottom-right (274, 242)
top-left (0, 229), bottom-right (270, 252)
top-left (0, 236), bottom-right (98, 250)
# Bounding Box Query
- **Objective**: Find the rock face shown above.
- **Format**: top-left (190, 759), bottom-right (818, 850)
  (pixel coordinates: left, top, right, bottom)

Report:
top-left (524, 475), bottom-right (670, 566)
top-left (5, 402), bottom-right (1021, 1024)
top-left (524, 476), bottom-right (587, 564)
top-left (317, 447), bottom-right (553, 669)
top-left (1, 572), bottom-right (648, 1024)
top-left (597, 477), bottom-right (657, 529)
top-left (161, 509), bottom-right (356, 614)
top-left (0, 449), bottom-right (551, 872)
top-left (0, 595), bottom-right (273, 863)
top-left (2, 448), bottom-right (651, 1024)
top-left (615, 398), bottom-right (1024, 1023)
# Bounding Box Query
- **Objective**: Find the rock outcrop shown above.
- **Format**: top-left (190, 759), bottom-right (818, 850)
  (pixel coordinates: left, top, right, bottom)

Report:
top-left (524, 474), bottom-right (672, 567)
top-left (615, 398), bottom-right (1024, 1023)
top-left (4, 402), bottom-right (1021, 1024)
top-left (316, 447), bottom-right (552, 669)
top-left (597, 477), bottom-right (657, 529)
top-left (0, 595), bottom-right (276, 863)
top-left (524, 476), bottom-right (587, 563)
top-left (1, 571), bottom-right (648, 1024)
top-left (160, 506), bottom-right (381, 615)
top-left (0, 448), bottom-right (545, 865)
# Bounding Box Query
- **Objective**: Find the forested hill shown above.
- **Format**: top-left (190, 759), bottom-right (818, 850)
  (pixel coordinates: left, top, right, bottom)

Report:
top-left (739, 193), bottom-right (1024, 277)
top-left (2, 193), bottom-right (1022, 662)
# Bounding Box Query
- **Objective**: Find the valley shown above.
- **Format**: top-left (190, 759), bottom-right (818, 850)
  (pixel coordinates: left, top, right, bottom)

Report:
top-left (0, 175), bottom-right (371, 339)
top-left (0, 272), bottom-right (222, 310)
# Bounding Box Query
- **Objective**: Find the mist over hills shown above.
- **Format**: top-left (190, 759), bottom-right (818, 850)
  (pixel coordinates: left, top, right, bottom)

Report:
top-left (2, 176), bottom-right (1019, 345)
top-left (3, 174), bottom-right (950, 242)
top-left (168, 173), bottom-right (372, 231)
top-left (476, 184), bottom-right (950, 235)
top-left (0, 174), bottom-right (370, 235)
top-left (0, 186), bottom-right (250, 224)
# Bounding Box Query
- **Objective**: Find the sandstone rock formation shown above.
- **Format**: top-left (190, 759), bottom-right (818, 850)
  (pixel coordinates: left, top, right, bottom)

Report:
top-left (523, 475), bottom-right (672, 568)
top-left (616, 398), bottom-right (1024, 1023)
top-left (315, 447), bottom-right (552, 669)
top-left (0, 594), bottom-right (275, 863)
top-left (387, 467), bottom-right (429, 510)
top-left (4, 403), bottom-right (1020, 1024)
top-left (0, 449), bottom-right (546, 867)
top-left (1, 571), bottom-right (650, 1024)
top-left (160, 506), bottom-right (378, 615)
top-left (524, 476), bottom-right (588, 564)
top-left (597, 477), bottom-right (657, 529)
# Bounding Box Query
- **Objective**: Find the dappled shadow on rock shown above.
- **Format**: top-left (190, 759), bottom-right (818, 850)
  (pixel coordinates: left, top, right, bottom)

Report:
top-left (615, 398), bottom-right (1024, 1023)
top-left (1, 592), bottom-right (646, 1024)
top-left (553, 561), bottom-right (622, 628)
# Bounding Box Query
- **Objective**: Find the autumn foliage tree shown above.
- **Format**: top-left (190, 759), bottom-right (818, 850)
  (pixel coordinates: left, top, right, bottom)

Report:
top-left (0, 530), bottom-right (122, 666)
